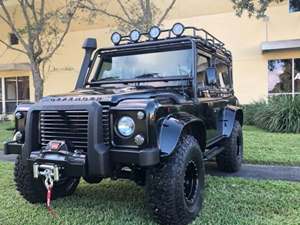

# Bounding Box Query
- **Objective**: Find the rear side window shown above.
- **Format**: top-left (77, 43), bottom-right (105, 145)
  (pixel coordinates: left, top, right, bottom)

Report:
top-left (216, 61), bottom-right (231, 89)
top-left (197, 55), bottom-right (209, 87)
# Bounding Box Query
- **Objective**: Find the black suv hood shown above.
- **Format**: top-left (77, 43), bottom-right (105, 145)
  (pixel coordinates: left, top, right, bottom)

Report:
top-left (42, 86), bottom-right (185, 105)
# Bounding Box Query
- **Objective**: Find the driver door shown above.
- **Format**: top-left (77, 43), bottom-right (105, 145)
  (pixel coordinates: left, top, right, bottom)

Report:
top-left (194, 53), bottom-right (220, 142)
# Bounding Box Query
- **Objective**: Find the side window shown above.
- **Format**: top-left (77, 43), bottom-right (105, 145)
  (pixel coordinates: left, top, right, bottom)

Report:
top-left (197, 55), bottom-right (209, 87)
top-left (216, 61), bottom-right (231, 89)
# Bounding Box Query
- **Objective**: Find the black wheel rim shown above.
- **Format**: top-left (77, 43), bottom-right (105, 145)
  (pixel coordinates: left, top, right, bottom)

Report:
top-left (184, 160), bottom-right (199, 206)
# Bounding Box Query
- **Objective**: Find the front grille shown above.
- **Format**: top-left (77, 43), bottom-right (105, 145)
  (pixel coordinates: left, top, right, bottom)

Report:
top-left (40, 110), bottom-right (89, 151)
top-left (39, 105), bottom-right (111, 152)
top-left (102, 105), bottom-right (111, 145)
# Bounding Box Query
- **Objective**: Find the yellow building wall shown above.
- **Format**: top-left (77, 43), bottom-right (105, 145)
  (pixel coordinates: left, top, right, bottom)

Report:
top-left (0, 0), bottom-right (299, 104)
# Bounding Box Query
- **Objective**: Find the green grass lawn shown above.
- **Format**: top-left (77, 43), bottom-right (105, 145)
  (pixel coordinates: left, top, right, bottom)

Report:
top-left (244, 126), bottom-right (300, 166)
top-left (0, 162), bottom-right (299, 225)
top-left (0, 121), bottom-right (14, 144)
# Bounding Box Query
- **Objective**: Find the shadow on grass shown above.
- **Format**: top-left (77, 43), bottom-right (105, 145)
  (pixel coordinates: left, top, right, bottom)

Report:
top-left (49, 179), bottom-right (155, 225)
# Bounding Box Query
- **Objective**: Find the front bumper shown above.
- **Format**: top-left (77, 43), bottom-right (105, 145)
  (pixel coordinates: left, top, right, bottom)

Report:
top-left (4, 140), bottom-right (160, 177)
top-left (4, 141), bottom-right (23, 155)
top-left (5, 100), bottom-right (160, 177)
top-left (110, 148), bottom-right (159, 167)
top-left (29, 151), bottom-right (86, 177)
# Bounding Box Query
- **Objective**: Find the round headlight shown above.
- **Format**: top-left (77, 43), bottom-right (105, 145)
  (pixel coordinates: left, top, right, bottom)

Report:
top-left (171, 23), bottom-right (185, 36)
top-left (117, 116), bottom-right (135, 137)
top-left (15, 111), bottom-right (23, 120)
top-left (149, 26), bottom-right (161, 39)
top-left (130, 30), bottom-right (141, 42)
top-left (111, 32), bottom-right (121, 45)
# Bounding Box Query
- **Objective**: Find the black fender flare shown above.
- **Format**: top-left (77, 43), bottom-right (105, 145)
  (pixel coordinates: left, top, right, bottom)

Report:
top-left (222, 106), bottom-right (243, 137)
top-left (158, 112), bottom-right (206, 156)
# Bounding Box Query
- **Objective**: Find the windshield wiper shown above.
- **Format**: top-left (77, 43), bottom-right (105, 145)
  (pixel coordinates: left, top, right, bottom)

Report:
top-left (134, 73), bottom-right (161, 79)
top-left (97, 76), bottom-right (120, 81)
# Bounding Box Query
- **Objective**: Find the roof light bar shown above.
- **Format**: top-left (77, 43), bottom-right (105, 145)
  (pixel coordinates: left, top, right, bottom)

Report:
top-left (171, 23), bottom-right (185, 37)
top-left (111, 32), bottom-right (121, 45)
top-left (108, 23), bottom-right (231, 57)
top-left (130, 30), bottom-right (141, 42)
top-left (149, 26), bottom-right (161, 39)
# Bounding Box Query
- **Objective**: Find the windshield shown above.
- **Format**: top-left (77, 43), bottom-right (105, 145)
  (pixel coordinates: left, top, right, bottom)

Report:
top-left (92, 48), bottom-right (192, 82)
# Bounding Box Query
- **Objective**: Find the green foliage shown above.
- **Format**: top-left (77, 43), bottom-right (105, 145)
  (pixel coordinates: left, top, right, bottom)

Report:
top-left (0, 120), bottom-right (14, 144)
top-left (255, 95), bottom-right (300, 133)
top-left (231, 0), bottom-right (284, 18)
top-left (0, 162), bottom-right (300, 225)
top-left (242, 100), bottom-right (265, 125)
top-left (243, 95), bottom-right (300, 133)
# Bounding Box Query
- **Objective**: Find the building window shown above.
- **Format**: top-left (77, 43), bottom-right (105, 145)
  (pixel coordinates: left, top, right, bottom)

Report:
top-left (9, 33), bottom-right (19, 45)
top-left (268, 58), bottom-right (300, 96)
top-left (289, 0), bottom-right (300, 13)
top-left (2, 76), bottom-right (30, 114)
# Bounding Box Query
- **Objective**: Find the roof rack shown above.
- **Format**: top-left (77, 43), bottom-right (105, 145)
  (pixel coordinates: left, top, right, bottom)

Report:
top-left (111, 23), bottom-right (232, 57)
top-left (185, 26), bottom-right (232, 57)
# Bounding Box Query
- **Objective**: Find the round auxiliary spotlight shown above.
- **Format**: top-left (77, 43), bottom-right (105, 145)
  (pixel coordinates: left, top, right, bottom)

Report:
top-left (149, 26), bottom-right (161, 39)
top-left (130, 30), bottom-right (141, 42)
top-left (111, 32), bottom-right (121, 45)
top-left (171, 23), bottom-right (185, 37)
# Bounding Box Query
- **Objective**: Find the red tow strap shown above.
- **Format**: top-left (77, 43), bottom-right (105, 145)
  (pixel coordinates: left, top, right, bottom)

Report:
top-left (46, 187), bottom-right (59, 218)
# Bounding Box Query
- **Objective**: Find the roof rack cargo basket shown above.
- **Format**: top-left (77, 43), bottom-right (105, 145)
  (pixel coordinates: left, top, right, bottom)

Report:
top-left (110, 23), bottom-right (232, 57)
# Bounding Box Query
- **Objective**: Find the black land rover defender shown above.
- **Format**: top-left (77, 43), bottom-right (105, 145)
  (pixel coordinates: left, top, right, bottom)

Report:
top-left (5, 23), bottom-right (243, 225)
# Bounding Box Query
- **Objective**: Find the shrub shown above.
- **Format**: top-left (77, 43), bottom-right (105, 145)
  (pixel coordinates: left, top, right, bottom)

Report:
top-left (242, 100), bottom-right (265, 125)
top-left (254, 95), bottom-right (300, 133)
top-left (243, 95), bottom-right (300, 133)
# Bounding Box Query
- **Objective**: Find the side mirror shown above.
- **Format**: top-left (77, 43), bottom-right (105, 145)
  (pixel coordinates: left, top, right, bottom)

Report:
top-left (206, 67), bottom-right (217, 86)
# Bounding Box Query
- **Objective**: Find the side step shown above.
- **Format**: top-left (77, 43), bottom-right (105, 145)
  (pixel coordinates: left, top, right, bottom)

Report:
top-left (203, 146), bottom-right (224, 161)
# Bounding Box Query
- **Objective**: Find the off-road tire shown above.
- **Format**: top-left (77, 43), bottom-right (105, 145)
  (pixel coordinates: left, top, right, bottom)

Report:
top-left (216, 120), bottom-right (243, 172)
top-left (146, 135), bottom-right (205, 225)
top-left (83, 176), bottom-right (102, 184)
top-left (14, 155), bottom-right (80, 203)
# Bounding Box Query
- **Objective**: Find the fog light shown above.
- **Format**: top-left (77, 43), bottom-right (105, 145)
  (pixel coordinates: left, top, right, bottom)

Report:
top-left (137, 111), bottom-right (145, 120)
top-left (134, 134), bottom-right (145, 146)
top-left (13, 131), bottom-right (23, 142)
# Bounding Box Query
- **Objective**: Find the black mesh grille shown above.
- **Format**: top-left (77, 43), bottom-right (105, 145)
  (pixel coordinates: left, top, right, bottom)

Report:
top-left (40, 110), bottom-right (89, 151)
top-left (39, 106), bottom-right (111, 151)
top-left (102, 105), bottom-right (111, 145)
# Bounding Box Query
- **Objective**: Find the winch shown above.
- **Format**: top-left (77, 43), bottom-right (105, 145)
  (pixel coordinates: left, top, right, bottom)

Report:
top-left (33, 163), bottom-right (60, 182)
top-left (33, 163), bottom-right (60, 210)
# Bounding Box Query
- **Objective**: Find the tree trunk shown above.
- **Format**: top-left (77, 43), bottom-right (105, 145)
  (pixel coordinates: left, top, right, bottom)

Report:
top-left (30, 61), bottom-right (44, 102)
